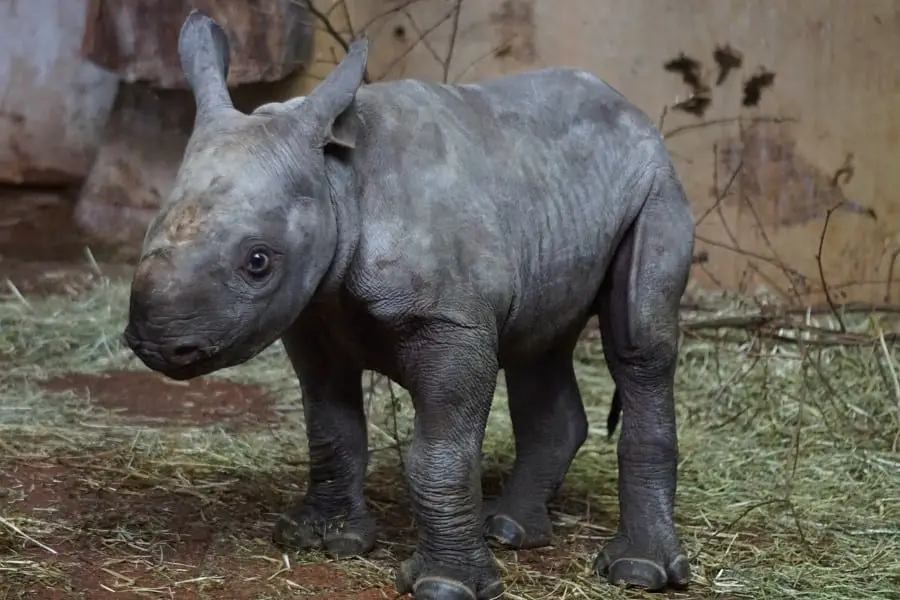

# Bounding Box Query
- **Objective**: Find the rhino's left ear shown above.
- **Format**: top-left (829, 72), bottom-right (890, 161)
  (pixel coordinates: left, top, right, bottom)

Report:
top-left (178, 10), bottom-right (234, 127)
top-left (305, 37), bottom-right (369, 150)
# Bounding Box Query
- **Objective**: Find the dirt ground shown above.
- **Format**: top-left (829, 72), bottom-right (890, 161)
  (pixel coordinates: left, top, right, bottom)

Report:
top-left (1, 369), bottom-right (396, 599)
top-left (3, 368), bottom-right (598, 600)
top-left (41, 370), bottom-right (280, 428)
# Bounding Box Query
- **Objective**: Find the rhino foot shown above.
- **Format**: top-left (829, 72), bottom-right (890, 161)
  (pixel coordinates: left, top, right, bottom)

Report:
top-left (396, 550), bottom-right (503, 600)
top-left (272, 501), bottom-right (376, 558)
top-left (481, 499), bottom-right (554, 550)
top-left (594, 532), bottom-right (690, 592)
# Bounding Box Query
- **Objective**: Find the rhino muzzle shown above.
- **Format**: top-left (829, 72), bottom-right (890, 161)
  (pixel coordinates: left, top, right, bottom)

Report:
top-left (123, 319), bottom-right (216, 380)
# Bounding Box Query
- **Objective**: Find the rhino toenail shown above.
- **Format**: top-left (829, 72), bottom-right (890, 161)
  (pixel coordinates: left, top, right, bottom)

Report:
top-left (413, 576), bottom-right (477, 600)
top-left (608, 557), bottom-right (667, 591)
top-left (485, 514), bottom-right (526, 548)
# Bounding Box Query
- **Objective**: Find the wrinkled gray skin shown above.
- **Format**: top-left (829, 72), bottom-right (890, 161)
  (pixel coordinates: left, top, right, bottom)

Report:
top-left (123, 11), bottom-right (696, 600)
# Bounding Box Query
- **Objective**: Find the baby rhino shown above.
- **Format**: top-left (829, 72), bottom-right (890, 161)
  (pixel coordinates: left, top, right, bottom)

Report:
top-left (123, 10), bottom-right (696, 600)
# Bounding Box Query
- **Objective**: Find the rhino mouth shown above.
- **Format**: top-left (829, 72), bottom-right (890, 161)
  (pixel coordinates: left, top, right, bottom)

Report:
top-left (122, 324), bottom-right (276, 382)
top-left (153, 355), bottom-right (222, 381)
top-left (157, 342), bottom-right (273, 381)
top-left (122, 326), bottom-right (219, 380)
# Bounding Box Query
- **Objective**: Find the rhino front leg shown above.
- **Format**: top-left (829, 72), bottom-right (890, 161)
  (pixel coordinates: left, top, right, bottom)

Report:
top-left (594, 170), bottom-right (694, 591)
top-left (483, 337), bottom-right (588, 549)
top-left (395, 324), bottom-right (503, 600)
top-left (272, 324), bottom-right (375, 558)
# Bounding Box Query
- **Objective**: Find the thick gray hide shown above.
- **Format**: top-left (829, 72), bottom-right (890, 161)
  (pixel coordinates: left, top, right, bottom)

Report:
top-left (123, 11), bottom-right (696, 600)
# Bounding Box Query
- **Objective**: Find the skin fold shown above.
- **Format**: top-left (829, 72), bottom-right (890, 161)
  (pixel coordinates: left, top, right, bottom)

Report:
top-left (123, 10), bottom-right (696, 600)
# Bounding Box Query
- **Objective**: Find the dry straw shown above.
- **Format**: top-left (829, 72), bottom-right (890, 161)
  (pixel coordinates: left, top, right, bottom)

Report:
top-left (0, 271), bottom-right (897, 599)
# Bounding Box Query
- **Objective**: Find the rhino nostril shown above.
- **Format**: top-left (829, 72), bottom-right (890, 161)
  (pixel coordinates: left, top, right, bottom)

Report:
top-left (172, 344), bottom-right (201, 358)
top-left (161, 340), bottom-right (208, 366)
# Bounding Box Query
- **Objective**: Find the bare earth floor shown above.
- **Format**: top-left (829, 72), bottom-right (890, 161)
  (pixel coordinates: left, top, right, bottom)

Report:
top-left (0, 380), bottom-right (391, 600)
top-left (1, 240), bottom-right (898, 599)
top-left (1, 365), bottom-right (613, 600)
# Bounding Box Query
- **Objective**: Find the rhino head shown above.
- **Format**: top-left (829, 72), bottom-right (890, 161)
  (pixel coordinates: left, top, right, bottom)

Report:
top-left (123, 10), bottom-right (368, 380)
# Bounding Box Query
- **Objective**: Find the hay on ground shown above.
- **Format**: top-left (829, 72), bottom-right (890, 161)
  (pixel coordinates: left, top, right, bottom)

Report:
top-left (0, 276), bottom-right (898, 599)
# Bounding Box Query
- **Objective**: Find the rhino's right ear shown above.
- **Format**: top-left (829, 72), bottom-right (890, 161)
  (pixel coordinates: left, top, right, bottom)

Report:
top-left (304, 37), bottom-right (369, 150)
top-left (178, 10), bottom-right (234, 126)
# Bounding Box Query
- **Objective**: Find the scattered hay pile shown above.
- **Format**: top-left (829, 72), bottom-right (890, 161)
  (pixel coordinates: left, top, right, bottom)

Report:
top-left (0, 277), bottom-right (897, 599)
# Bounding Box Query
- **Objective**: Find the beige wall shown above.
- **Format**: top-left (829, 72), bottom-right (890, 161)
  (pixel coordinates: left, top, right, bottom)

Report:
top-left (285, 0), bottom-right (900, 305)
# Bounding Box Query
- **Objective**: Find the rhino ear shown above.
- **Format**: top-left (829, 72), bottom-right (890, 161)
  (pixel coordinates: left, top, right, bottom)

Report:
top-left (178, 10), bottom-right (234, 126)
top-left (305, 37), bottom-right (369, 150)
top-left (326, 109), bottom-right (359, 150)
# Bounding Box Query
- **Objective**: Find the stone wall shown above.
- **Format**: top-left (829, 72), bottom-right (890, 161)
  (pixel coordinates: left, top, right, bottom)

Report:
top-left (4, 0), bottom-right (898, 304)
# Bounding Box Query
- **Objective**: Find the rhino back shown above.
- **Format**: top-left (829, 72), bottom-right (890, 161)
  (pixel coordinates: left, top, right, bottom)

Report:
top-left (345, 68), bottom-right (671, 359)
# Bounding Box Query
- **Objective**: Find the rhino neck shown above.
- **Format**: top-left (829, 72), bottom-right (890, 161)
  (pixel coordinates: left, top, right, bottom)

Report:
top-left (315, 152), bottom-right (361, 298)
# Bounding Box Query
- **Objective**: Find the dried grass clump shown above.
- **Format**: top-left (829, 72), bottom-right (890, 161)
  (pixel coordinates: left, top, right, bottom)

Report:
top-left (1, 278), bottom-right (897, 599)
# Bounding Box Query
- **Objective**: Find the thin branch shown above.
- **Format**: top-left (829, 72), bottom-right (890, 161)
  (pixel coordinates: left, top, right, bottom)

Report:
top-left (356, 0), bottom-right (434, 34)
top-left (734, 166), bottom-right (805, 304)
top-left (662, 115), bottom-right (797, 140)
top-left (340, 0), bottom-right (356, 45)
top-left (695, 156), bottom-right (742, 226)
top-left (877, 328), bottom-right (900, 423)
top-left (657, 105), bottom-right (669, 131)
top-left (452, 40), bottom-right (514, 83)
top-left (401, 10), bottom-right (445, 69)
top-left (302, 1), bottom-right (349, 50)
top-left (373, 4), bottom-right (460, 82)
top-left (442, 0), bottom-right (464, 84)
top-left (816, 205), bottom-right (846, 332)
top-left (695, 235), bottom-right (808, 285)
top-left (300, 0), bottom-right (372, 83)
top-left (886, 248), bottom-right (900, 303)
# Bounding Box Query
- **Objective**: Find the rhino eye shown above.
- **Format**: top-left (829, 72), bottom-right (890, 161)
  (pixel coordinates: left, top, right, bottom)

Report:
top-left (245, 247), bottom-right (272, 277)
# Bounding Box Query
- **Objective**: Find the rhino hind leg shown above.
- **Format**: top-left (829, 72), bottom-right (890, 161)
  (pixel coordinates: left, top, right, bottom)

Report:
top-left (271, 325), bottom-right (376, 558)
top-left (593, 169), bottom-right (694, 591)
top-left (483, 336), bottom-right (588, 550)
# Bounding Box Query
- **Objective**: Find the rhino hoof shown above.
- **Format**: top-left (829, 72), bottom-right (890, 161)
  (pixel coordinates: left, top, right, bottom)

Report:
top-left (595, 552), bottom-right (691, 592)
top-left (606, 557), bottom-right (667, 591)
top-left (412, 576), bottom-right (477, 600)
top-left (323, 531), bottom-right (370, 557)
top-left (594, 534), bottom-right (691, 591)
top-left (484, 513), bottom-right (526, 549)
top-left (271, 507), bottom-right (376, 559)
